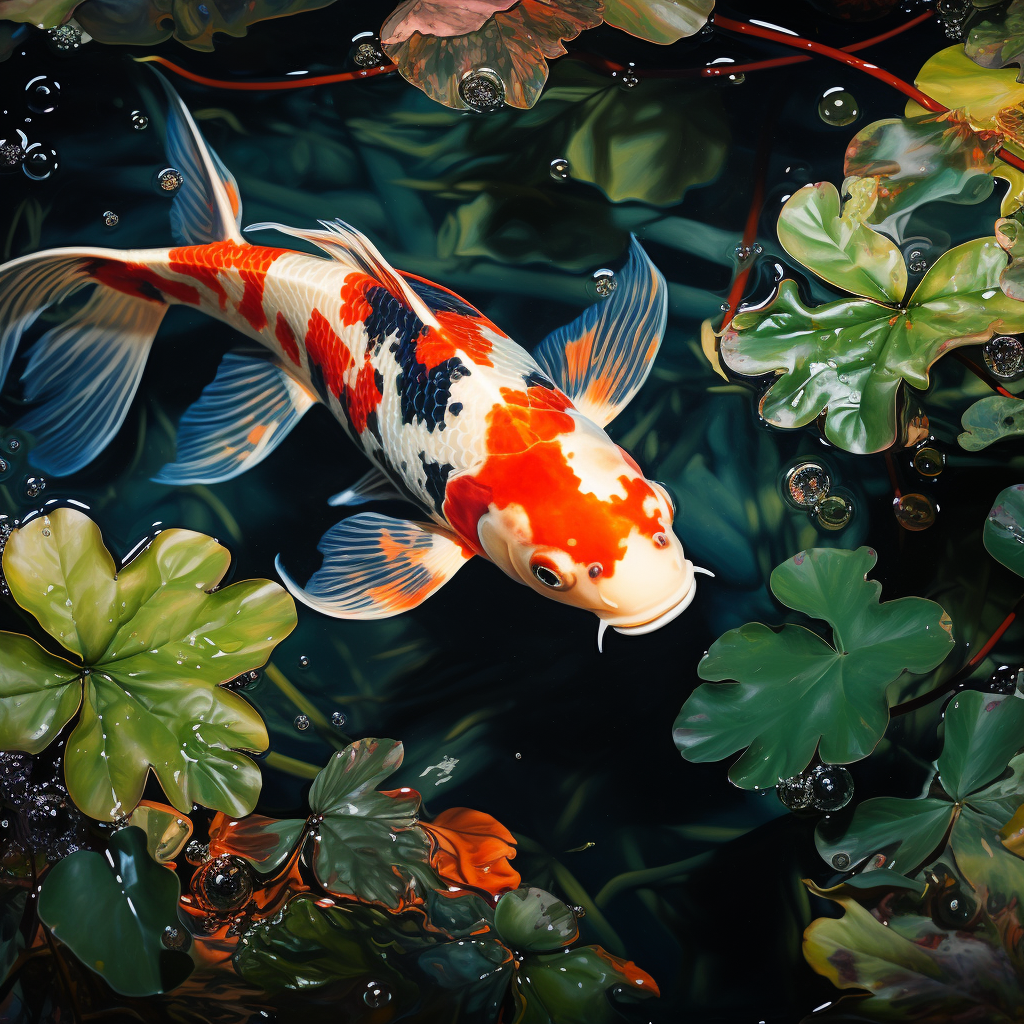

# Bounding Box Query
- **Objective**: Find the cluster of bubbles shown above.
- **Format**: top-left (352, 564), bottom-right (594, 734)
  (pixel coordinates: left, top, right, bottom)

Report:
top-left (350, 32), bottom-right (384, 68)
top-left (47, 22), bottom-right (84, 51)
top-left (734, 242), bottom-right (763, 262)
top-left (983, 335), bottom-right (1024, 380)
top-left (988, 665), bottom-right (1021, 694)
top-left (613, 62), bottom-right (639, 90)
top-left (0, 436), bottom-right (47, 504)
top-left (224, 668), bottom-right (260, 691)
top-left (818, 87), bottom-right (860, 127)
top-left (458, 68), bottom-right (505, 113)
top-left (294, 711), bottom-right (347, 731)
top-left (1, 78), bottom-right (61, 181)
top-left (936, 0), bottom-right (973, 40)
top-left (783, 461), bottom-right (854, 531)
top-left (777, 763), bottom-right (854, 813)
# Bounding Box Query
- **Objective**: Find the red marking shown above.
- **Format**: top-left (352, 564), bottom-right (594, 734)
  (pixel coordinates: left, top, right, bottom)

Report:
top-left (365, 575), bottom-right (435, 612)
top-left (168, 241), bottom-right (288, 332)
top-left (223, 180), bottom-right (240, 217)
top-left (415, 311), bottom-right (495, 370)
top-left (444, 387), bottom-right (664, 575)
top-left (275, 312), bottom-right (301, 366)
top-left (591, 949), bottom-right (660, 996)
top-left (91, 260), bottom-right (201, 306)
top-left (339, 272), bottom-right (375, 328)
top-left (304, 308), bottom-right (382, 434)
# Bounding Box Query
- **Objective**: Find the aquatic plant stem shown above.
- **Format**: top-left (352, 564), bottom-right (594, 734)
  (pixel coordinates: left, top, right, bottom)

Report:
top-left (133, 55), bottom-right (397, 90)
top-left (953, 351), bottom-right (1017, 399)
top-left (890, 591), bottom-right (1024, 717)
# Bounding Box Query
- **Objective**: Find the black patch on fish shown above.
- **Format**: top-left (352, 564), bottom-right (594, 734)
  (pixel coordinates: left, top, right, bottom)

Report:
top-left (404, 277), bottom-right (482, 318)
top-left (364, 285), bottom-right (425, 359)
top-left (306, 358), bottom-right (333, 407)
top-left (419, 453), bottom-right (454, 515)
top-left (365, 409), bottom-right (382, 445)
top-left (524, 370), bottom-right (555, 390)
top-left (449, 402), bottom-right (463, 417)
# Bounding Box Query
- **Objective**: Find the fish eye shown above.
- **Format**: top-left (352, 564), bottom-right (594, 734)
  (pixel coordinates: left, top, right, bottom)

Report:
top-left (531, 561), bottom-right (566, 589)
top-left (588, 563), bottom-right (603, 579)
top-left (653, 532), bottom-right (669, 548)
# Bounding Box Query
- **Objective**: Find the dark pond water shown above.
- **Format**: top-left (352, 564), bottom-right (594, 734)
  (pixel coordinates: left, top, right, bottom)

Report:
top-left (2, 0), bottom-right (1022, 1020)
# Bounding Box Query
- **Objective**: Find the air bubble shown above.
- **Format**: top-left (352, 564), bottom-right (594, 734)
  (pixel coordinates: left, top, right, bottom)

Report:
top-left (25, 77), bottom-right (59, 114)
top-left (592, 269), bottom-right (616, 298)
top-left (784, 461), bottom-right (831, 508)
top-left (831, 853), bottom-right (851, 870)
top-left (131, 110), bottom-right (149, 131)
top-left (157, 167), bottom-right (184, 193)
top-left (24, 476), bottom-right (45, 499)
top-left (184, 839), bottom-right (209, 865)
top-left (809, 764), bottom-right (854, 811)
top-left (619, 63), bottom-right (639, 89)
top-left (298, 655), bottom-right (310, 669)
top-left (0, 140), bottom-right (24, 170)
top-left (816, 494), bottom-right (853, 531)
top-left (894, 492), bottom-right (936, 531)
top-left (331, 711), bottom-right (346, 728)
top-left (983, 335), bottom-right (1024, 379)
top-left (23, 145), bottom-right (58, 181)
top-left (352, 40), bottom-right (383, 67)
top-left (294, 714), bottom-right (311, 732)
top-left (777, 774), bottom-right (813, 811)
top-left (194, 854), bottom-right (253, 912)
top-left (458, 68), bottom-right (505, 112)
top-left (549, 157), bottom-right (570, 181)
top-left (913, 446), bottom-right (944, 477)
top-left (161, 924), bottom-right (190, 950)
top-left (363, 981), bottom-right (392, 1008)
top-left (103, 210), bottom-right (119, 228)
top-left (818, 89), bottom-right (860, 126)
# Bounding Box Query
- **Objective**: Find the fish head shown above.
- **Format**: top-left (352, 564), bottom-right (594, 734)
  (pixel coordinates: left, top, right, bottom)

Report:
top-left (472, 417), bottom-right (696, 638)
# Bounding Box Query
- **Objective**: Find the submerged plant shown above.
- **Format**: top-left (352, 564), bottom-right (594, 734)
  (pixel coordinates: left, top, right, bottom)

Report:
top-left (0, 507), bottom-right (295, 820)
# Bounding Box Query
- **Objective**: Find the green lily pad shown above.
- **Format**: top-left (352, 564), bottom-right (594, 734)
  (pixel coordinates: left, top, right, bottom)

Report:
top-left (995, 214), bottom-right (1024, 300)
top-left (208, 812), bottom-right (307, 874)
top-left (0, 507), bottom-right (295, 819)
top-left (511, 946), bottom-right (660, 1024)
top-left (37, 826), bottom-right (192, 997)
top-left (804, 891), bottom-right (1024, 1023)
top-left (776, 181), bottom-right (907, 302)
top-left (493, 887), bottom-right (579, 952)
top-left (844, 112), bottom-right (1003, 238)
top-left (966, 0), bottom-right (1024, 82)
top-left (0, 0), bottom-right (81, 29)
top-left (816, 691), bottom-right (1024, 879)
top-left (674, 547), bottom-right (954, 790)
top-left (601, 0), bottom-right (712, 43)
top-left (721, 238), bottom-right (1024, 453)
top-left (959, 396), bottom-right (1024, 450)
top-left (985, 484), bottom-right (1024, 576)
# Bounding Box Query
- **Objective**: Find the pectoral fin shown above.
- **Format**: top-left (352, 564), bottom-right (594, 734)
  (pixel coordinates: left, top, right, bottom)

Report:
top-left (533, 236), bottom-right (667, 427)
top-left (275, 512), bottom-right (472, 619)
top-left (328, 466), bottom-right (406, 507)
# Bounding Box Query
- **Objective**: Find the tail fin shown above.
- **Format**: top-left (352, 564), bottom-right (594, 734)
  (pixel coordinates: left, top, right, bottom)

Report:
top-left (0, 248), bottom-right (166, 476)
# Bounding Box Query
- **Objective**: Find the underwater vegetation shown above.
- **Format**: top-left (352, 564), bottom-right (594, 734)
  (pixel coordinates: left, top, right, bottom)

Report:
top-left (6, 0), bottom-right (1024, 1022)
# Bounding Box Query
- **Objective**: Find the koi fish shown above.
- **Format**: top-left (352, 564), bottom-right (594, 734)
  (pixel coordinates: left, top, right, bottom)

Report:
top-left (0, 74), bottom-right (710, 649)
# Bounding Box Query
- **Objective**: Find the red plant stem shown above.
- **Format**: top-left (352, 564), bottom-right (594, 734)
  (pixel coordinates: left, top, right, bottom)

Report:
top-left (954, 351), bottom-right (1017, 399)
top-left (884, 452), bottom-right (902, 500)
top-left (133, 54), bottom-right (397, 90)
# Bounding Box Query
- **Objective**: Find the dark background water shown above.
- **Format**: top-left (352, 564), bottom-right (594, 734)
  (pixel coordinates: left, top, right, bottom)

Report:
top-left (2, 0), bottom-right (1023, 1019)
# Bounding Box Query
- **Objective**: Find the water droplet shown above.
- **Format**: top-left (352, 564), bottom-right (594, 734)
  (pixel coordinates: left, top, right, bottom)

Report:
top-left (549, 157), bottom-right (570, 181)
top-left (592, 269), bottom-right (616, 299)
top-left (103, 210), bottom-right (119, 228)
top-left (818, 89), bottom-right (860, 127)
top-left (25, 77), bottom-right (59, 115)
top-left (131, 110), bottom-right (149, 131)
top-left (983, 335), bottom-right (1024, 379)
top-left (161, 924), bottom-right (190, 951)
top-left (157, 167), bottom-right (184, 193)
top-left (8, 438), bottom-right (21, 452)
top-left (24, 476), bottom-right (45, 499)
top-left (363, 981), bottom-right (392, 1008)
top-left (777, 774), bottom-right (813, 811)
top-left (831, 853), bottom-right (851, 870)
top-left (725, 72), bottom-right (745, 85)
top-left (0, 140), bottom-right (24, 170)
top-left (352, 39), bottom-right (383, 67)
top-left (784, 462), bottom-right (831, 508)
top-left (934, 886), bottom-right (975, 928)
top-left (816, 494), bottom-right (853, 531)
top-left (298, 654), bottom-right (310, 669)
top-left (47, 22), bottom-right (83, 51)
top-left (294, 714), bottom-right (310, 732)
top-left (894, 492), bottom-right (936, 532)
top-left (515, 752), bottom-right (522, 760)
top-left (23, 145), bottom-right (58, 181)
top-left (913, 446), bottom-right (944, 477)
top-left (619, 63), bottom-right (639, 89)
top-left (41, 529), bottom-right (50, 538)
top-left (331, 711), bottom-right (346, 728)
top-left (184, 839), bottom-right (209, 866)
top-left (194, 854), bottom-right (253, 912)
top-left (458, 68), bottom-right (505, 112)
top-left (809, 764), bottom-right (854, 811)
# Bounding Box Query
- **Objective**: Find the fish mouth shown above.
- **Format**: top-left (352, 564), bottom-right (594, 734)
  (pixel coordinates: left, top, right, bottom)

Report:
top-left (612, 576), bottom-right (699, 636)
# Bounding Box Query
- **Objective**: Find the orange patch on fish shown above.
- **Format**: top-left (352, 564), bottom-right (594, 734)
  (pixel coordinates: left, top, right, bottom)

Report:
top-left (365, 574), bottom-right (435, 612)
top-left (91, 259), bottom-right (201, 306)
top-left (274, 312), bottom-right (301, 366)
top-left (339, 272), bottom-right (375, 328)
top-left (415, 311), bottom-right (495, 370)
top-left (247, 424), bottom-right (267, 445)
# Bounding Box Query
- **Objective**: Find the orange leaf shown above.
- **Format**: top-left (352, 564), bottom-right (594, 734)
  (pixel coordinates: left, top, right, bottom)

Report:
top-left (421, 807), bottom-right (520, 896)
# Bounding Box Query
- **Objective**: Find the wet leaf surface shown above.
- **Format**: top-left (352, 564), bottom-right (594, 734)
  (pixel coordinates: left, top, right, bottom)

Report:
top-left (959, 395), bottom-right (1024, 450)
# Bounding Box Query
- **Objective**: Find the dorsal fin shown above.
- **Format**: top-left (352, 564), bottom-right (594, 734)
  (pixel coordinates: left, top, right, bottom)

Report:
top-left (245, 219), bottom-right (441, 332)
top-left (151, 68), bottom-right (244, 246)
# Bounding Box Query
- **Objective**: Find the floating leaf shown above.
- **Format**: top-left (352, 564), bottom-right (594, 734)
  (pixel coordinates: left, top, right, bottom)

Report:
top-left (844, 111), bottom-right (1003, 238)
top-left (804, 890), bottom-right (1024, 1023)
top-left (129, 801), bottom-right (193, 864)
top-left (493, 887), bottom-right (579, 952)
top-left (73, 0), bottom-right (337, 51)
top-left (510, 947), bottom-right (659, 1024)
top-left (777, 181), bottom-right (907, 302)
top-left (0, 507), bottom-right (295, 820)
top-left (959, 395), bottom-right (1024, 450)
top-left (601, 0), bottom-right (713, 43)
top-left (996, 214), bottom-right (1024, 299)
top-left (816, 691), bottom-right (1024, 880)
top-left (965, 0), bottom-right (1024, 82)
top-left (674, 547), bottom-right (954, 790)
top-left (37, 826), bottom-right (192, 997)
top-left (722, 238), bottom-right (1024, 453)
top-left (381, 0), bottom-right (603, 109)
top-left (985, 483), bottom-right (1024, 576)
top-left (208, 810), bottom-right (306, 874)
top-left (420, 807), bottom-right (520, 897)
top-left (0, 0), bottom-right (80, 29)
